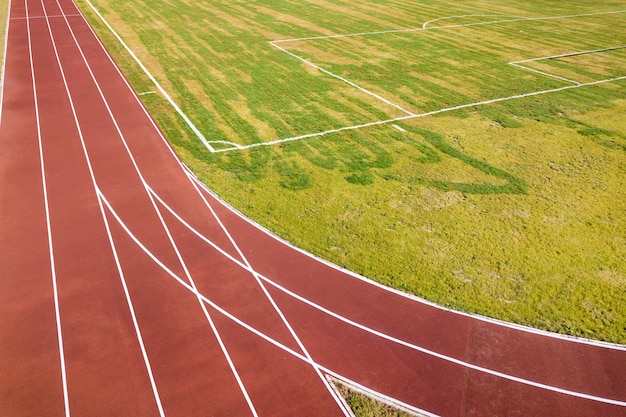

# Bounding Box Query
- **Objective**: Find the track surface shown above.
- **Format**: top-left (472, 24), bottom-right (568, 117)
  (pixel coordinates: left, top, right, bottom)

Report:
top-left (1, 0), bottom-right (625, 415)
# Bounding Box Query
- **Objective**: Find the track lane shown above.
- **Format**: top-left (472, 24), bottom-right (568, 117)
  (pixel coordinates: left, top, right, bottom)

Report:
top-left (0, 5), bottom-right (66, 416)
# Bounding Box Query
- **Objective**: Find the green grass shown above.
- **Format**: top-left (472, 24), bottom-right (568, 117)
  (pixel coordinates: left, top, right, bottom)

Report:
top-left (76, 0), bottom-right (626, 343)
top-left (334, 381), bottom-right (415, 417)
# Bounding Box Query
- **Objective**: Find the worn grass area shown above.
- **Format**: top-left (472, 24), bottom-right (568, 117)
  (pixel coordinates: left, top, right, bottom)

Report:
top-left (334, 382), bottom-right (416, 417)
top-left (78, 0), bottom-right (626, 343)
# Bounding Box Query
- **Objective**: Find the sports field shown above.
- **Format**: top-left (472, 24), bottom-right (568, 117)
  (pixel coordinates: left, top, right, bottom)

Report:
top-left (72, 0), bottom-right (626, 343)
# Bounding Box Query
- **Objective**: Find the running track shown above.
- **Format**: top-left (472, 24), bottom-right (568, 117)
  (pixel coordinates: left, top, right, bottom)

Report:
top-left (0, 0), bottom-right (625, 415)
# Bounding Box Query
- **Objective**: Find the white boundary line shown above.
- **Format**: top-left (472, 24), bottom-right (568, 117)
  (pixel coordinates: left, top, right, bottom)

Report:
top-left (38, 1), bottom-right (166, 415)
top-left (238, 10), bottom-right (626, 152)
top-left (80, 0), bottom-right (215, 152)
top-left (421, 14), bottom-right (525, 29)
top-left (510, 45), bottom-right (626, 85)
top-left (272, 9), bottom-right (626, 43)
top-left (209, 75), bottom-right (626, 152)
top-left (25, 0), bottom-right (70, 414)
top-left (269, 41), bottom-right (416, 117)
top-left (55, 1), bottom-right (261, 414)
top-left (96, 197), bottom-right (626, 407)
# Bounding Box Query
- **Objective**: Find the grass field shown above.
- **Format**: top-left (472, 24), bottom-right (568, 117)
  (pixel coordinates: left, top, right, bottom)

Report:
top-left (9, 0), bottom-right (618, 345)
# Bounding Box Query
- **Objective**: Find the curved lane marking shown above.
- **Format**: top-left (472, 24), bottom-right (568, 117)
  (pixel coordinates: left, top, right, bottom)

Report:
top-left (102, 190), bottom-right (626, 407)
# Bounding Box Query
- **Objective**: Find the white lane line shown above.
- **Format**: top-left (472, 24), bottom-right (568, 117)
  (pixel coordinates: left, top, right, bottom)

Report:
top-left (38, 1), bottom-right (165, 415)
top-left (11, 14), bottom-right (80, 19)
top-left (188, 174), bottom-right (626, 352)
top-left (79, 0), bottom-right (215, 153)
top-left (25, 0), bottom-right (70, 414)
top-left (183, 175), bottom-right (352, 416)
top-left (326, 373), bottom-right (440, 417)
top-left (55, 2), bottom-right (259, 414)
top-left (96, 198), bottom-right (626, 407)
top-left (69, 0), bottom-right (626, 363)
top-left (391, 124), bottom-right (406, 132)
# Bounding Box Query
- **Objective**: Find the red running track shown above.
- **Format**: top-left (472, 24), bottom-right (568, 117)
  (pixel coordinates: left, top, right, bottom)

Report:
top-left (0, 0), bottom-right (625, 415)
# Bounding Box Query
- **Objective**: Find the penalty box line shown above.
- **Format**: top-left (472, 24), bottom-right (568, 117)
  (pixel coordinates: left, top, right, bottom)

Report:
top-left (212, 76), bottom-right (626, 153)
top-left (509, 45), bottom-right (626, 85)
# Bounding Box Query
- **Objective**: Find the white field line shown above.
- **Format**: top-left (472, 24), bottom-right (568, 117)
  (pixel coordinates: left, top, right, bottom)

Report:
top-left (272, 9), bottom-right (626, 43)
top-left (98, 196), bottom-right (626, 407)
top-left (269, 41), bottom-right (416, 117)
top-left (421, 14), bottom-right (525, 29)
top-left (211, 75), bottom-right (626, 152)
top-left (79, 4), bottom-right (626, 153)
top-left (40, 1), bottom-right (166, 415)
top-left (55, 1), bottom-right (260, 414)
top-left (25, 0), bottom-right (70, 414)
top-left (509, 45), bottom-right (626, 85)
top-left (80, 0), bottom-right (215, 153)
top-left (188, 172), bottom-right (626, 352)
top-left (508, 62), bottom-right (581, 84)
top-left (72, 0), bottom-right (626, 354)
top-left (511, 45), bottom-right (626, 63)
top-left (233, 11), bottom-right (626, 152)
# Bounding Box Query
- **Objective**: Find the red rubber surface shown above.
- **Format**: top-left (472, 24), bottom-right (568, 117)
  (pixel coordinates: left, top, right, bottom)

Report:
top-left (1, 0), bottom-right (625, 415)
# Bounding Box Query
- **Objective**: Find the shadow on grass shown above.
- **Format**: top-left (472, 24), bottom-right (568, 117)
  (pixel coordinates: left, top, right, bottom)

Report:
top-left (179, 121), bottom-right (526, 195)
top-left (399, 125), bottom-right (527, 195)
